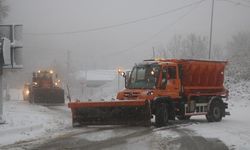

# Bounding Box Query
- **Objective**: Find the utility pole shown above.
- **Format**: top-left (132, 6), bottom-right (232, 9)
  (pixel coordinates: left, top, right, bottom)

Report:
top-left (117, 68), bottom-right (120, 92)
top-left (66, 50), bottom-right (71, 84)
top-left (0, 62), bottom-right (4, 124)
top-left (0, 37), bottom-right (7, 124)
top-left (152, 47), bottom-right (155, 58)
top-left (84, 66), bottom-right (88, 99)
top-left (208, 0), bottom-right (215, 60)
top-left (118, 73), bottom-right (120, 92)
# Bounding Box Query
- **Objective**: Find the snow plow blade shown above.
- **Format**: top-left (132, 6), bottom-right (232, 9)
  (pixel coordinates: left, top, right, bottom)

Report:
top-left (68, 100), bottom-right (151, 127)
top-left (31, 88), bottom-right (65, 105)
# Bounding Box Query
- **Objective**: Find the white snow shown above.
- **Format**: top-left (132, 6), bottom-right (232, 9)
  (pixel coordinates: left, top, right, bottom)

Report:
top-left (184, 80), bottom-right (250, 150)
top-left (0, 90), bottom-right (71, 146)
top-left (155, 129), bottom-right (181, 139)
top-left (3, 89), bottom-right (22, 101)
top-left (0, 79), bottom-right (250, 150)
top-left (79, 128), bottom-right (139, 142)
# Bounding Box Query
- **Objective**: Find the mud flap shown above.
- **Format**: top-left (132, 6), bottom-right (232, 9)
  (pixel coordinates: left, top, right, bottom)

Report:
top-left (69, 100), bottom-right (151, 126)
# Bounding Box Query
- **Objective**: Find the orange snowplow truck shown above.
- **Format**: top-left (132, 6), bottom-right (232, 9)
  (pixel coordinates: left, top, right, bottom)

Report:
top-left (68, 59), bottom-right (229, 127)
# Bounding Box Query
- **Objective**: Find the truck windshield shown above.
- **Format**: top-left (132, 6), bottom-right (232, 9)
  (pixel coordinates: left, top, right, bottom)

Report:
top-left (127, 64), bottom-right (160, 89)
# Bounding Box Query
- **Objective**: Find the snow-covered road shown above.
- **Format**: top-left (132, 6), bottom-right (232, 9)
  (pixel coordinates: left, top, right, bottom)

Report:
top-left (0, 81), bottom-right (249, 150)
top-left (1, 123), bottom-right (228, 150)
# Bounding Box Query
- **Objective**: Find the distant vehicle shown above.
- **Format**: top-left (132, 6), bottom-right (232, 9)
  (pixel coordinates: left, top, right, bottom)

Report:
top-left (23, 83), bottom-right (30, 101)
top-left (68, 59), bottom-right (229, 127)
top-left (23, 70), bottom-right (64, 105)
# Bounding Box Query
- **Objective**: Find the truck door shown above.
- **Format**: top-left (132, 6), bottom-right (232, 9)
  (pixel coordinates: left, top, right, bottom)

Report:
top-left (166, 66), bottom-right (180, 97)
top-left (159, 65), bottom-right (180, 98)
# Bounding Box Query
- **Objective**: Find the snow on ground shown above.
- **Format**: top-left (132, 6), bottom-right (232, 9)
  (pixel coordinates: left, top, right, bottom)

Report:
top-left (0, 90), bottom-right (71, 146)
top-left (0, 80), bottom-right (120, 146)
top-left (0, 80), bottom-right (250, 149)
top-left (184, 80), bottom-right (250, 150)
top-left (3, 89), bottom-right (22, 101)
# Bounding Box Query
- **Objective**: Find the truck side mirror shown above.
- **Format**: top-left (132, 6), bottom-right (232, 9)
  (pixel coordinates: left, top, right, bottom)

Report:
top-left (125, 71), bottom-right (130, 79)
top-left (125, 71), bottom-right (130, 88)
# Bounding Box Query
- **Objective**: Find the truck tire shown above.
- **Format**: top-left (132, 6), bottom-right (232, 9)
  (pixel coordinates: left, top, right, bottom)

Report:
top-left (177, 115), bottom-right (191, 120)
top-left (155, 103), bottom-right (168, 127)
top-left (206, 100), bottom-right (223, 122)
top-left (29, 93), bottom-right (34, 104)
top-left (72, 120), bottom-right (81, 128)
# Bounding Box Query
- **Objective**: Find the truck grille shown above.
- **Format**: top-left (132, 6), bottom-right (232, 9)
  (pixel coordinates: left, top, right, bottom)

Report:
top-left (124, 92), bottom-right (140, 99)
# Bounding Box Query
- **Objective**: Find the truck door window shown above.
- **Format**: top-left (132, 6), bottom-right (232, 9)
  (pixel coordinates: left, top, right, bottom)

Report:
top-left (168, 66), bottom-right (176, 79)
top-left (137, 67), bottom-right (146, 80)
top-left (160, 68), bottom-right (168, 89)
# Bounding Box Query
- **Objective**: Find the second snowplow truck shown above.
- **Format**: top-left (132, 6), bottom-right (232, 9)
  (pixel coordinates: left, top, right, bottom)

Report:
top-left (68, 59), bottom-right (229, 127)
top-left (23, 70), bottom-right (65, 104)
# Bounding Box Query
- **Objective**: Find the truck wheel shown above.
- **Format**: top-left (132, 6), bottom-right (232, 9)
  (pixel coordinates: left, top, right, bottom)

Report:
top-left (72, 119), bottom-right (81, 128)
top-left (29, 94), bottom-right (34, 104)
top-left (206, 101), bottom-right (223, 122)
top-left (155, 103), bottom-right (168, 127)
top-left (177, 115), bottom-right (191, 120)
top-left (206, 114), bottom-right (213, 122)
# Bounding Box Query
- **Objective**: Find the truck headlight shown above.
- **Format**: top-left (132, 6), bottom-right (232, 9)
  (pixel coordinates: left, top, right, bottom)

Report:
top-left (147, 91), bottom-right (154, 96)
top-left (25, 90), bottom-right (30, 95)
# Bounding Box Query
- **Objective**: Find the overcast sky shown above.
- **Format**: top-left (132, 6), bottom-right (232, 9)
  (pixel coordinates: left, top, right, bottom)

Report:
top-left (3, 0), bottom-right (250, 70)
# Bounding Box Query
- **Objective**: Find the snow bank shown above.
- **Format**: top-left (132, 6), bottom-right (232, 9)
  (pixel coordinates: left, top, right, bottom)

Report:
top-left (3, 89), bottom-right (22, 101)
top-left (0, 99), bottom-right (71, 146)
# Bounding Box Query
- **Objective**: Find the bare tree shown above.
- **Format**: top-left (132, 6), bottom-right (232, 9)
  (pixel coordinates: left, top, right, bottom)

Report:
top-left (153, 45), bottom-right (167, 59)
top-left (166, 34), bottom-right (182, 58)
top-left (0, 0), bottom-right (8, 23)
top-left (166, 34), bottom-right (208, 59)
top-left (211, 43), bottom-right (224, 60)
top-left (226, 32), bottom-right (250, 81)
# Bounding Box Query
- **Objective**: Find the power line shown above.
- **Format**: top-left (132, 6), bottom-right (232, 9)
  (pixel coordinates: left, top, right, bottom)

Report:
top-left (218, 0), bottom-right (250, 7)
top-left (235, 0), bottom-right (250, 6)
top-left (240, 0), bottom-right (250, 4)
top-left (24, 0), bottom-right (206, 36)
top-left (102, 0), bottom-right (205, 57)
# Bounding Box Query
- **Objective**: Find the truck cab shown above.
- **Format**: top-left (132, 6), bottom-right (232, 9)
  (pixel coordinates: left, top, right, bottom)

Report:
top-left (117, 60), bottom-right (181, 100)
top-left (32, 70), bottom-right (61, 88)
top-left (117, 59), bottom-right (229, 127)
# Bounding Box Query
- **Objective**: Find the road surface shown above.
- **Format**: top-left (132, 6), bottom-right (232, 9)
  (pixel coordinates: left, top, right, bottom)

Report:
top-left (1, 119), bottom-right (228, 150)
